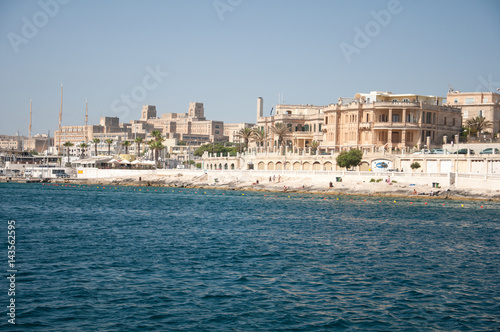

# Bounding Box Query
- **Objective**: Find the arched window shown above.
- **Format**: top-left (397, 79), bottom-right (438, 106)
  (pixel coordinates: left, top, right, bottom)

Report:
top-left (402, 98), bottom-right (410, 103)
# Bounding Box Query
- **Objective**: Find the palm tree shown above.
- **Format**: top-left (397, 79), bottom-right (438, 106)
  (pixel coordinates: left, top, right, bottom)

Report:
top-left (148, 138), bottom-right (165, 166)
top-left (271, 122), bottom-right (292, 147)
top-left (134, 137), bottom-right (144, 156)
top-left (237, 127), bottom-right (254, 151)
top-left (466, 116), bottom-right (493, 137)
top-left (308, 140), bottom-right (320, 154)
top-left (105, 139), bottom-right (113, 156)
top-left (63, 141), bottom-right (74, 164)
top-left (78, 142), bottom-right (89, 158)
top-left (252, 128), bottom-right (267, 147)
top-left (151, 130), bottom-right (162, 141)
top-left (91, 138), bottom-right (100, 157)
top-left (122, 140), bottom-right (131, 154)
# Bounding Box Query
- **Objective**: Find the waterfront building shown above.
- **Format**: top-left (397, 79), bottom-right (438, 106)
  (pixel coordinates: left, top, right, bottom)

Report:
top-left (322, 91), bottom-right (462, 153)
top-left (255, 98), bottom-right (325, 150)
top-left (446, 91), bottom-right (500, 137)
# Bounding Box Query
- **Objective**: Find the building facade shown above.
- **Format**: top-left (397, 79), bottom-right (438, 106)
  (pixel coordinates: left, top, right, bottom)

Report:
top-left (322, 91), bottom-right (462, 152)
top-left (446, 91), bottom-right (500, 137)
top-left (255, 100), bottom-right (325, 150)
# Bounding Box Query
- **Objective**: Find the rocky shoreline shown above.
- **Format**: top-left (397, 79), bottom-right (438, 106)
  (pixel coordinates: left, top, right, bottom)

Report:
top-left (48, 172), bottom-right (500, 202)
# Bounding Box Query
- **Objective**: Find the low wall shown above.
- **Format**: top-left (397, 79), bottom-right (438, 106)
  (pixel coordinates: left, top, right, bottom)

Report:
top-left (455, 173), bottom-right (500, 190)
top-left (76, 168), bottom-right (157, 179)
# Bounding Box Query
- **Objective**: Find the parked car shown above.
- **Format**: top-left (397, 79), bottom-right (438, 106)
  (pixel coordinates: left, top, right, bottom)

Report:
top-left (479, 148), bottom-right (500, 155)
top-left (430, 149), bottom-right (450, 154)
top-left (412, 149), bottom-right (431, 155)
top-left (453, 148), bottom-right (475, 155)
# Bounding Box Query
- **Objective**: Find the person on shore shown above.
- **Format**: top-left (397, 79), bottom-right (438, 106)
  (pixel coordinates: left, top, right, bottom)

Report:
top-left (256, 180), bottom-right (259, 185)
top-left (273, 175), bottom-right (276, 182)
top-left (269, 176), bottom-right (272, 182)
top-left (278, 175), bottom-right (281, 183)
top-left (412, 189), bottom-right (417, 195)
top-left (283, 185), bottom-right (287, 192)
top-left (329, 181), bottom-right (333, 188)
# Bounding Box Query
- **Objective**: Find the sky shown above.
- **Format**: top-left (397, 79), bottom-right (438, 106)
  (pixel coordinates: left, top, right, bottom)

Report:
top-left (1, 0), bottom-right (499, 136)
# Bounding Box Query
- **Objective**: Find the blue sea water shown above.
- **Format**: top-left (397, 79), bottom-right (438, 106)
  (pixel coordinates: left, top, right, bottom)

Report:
top-left (0, 182), bottom-right (499, 331)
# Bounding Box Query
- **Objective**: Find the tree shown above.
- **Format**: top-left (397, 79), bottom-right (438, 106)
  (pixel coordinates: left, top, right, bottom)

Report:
top-left (194, 143), bottom-right (237, 157)
top-left (91, 138), bottom-right (100, 157)
top-left (78, 142), bottom-right (89, 159)
top-left (122, 140), bottom-right (131, 154)
top-left (466, 116), bottom-right (493, 137)
top-left (271, 122), bottom-right (291, 147)
top-left (148, 138), bottom-right (165, 166)
top-left (134, 137), bottom-right (144, 156)
top-left (105, 139), bottom-right (114, 156)
top-left (410, 161), bottom-right (421, 171)
top-left (308, 141), bottom-right (320, 154)
top-left (236, 127), bottom-right (254, 151)
top-left (252, 129), bottom-right (267, 147)
top-left (151, 130), bottom-right (162, 140)
top-left (63, 141), bottom-right (74, 164)
top-left (336, 149), bottom-right (363, 170)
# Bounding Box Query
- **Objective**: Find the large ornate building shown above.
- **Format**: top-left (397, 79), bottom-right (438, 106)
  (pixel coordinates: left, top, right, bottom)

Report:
top-left (322, 91), bottom-right (462, 152)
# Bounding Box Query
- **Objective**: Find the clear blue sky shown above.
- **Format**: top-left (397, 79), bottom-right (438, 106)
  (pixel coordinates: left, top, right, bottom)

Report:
top-left (1, 0), bottom-right (499, 136)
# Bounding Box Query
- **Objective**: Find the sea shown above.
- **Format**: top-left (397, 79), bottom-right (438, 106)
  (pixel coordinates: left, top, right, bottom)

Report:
top-left (0, 182), bottom-right (499, 331)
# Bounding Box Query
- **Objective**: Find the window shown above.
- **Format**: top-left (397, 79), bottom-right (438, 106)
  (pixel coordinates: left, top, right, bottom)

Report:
top-left (366, 114), bottom-right (369, 122)
top-left (454, 99), bottom-right (458, 104)
top-left (465, 98), bottom-right (475, 104)
top-left (325, 117), bottom-right (328, 125)
top-left (215, 130), bottom-right (219, 134)
top-left (392, 99), bottom-right (399, 103)
top-left (484, 98), bottom-right (488, 103)
top-left (444, 117), bottom-right (447, 125)
top-left (392, 114), bottom-right (400, 122)
top-left (402, 98), bottom-right (410, 103)
top-left (318, 124), bottom-right (322, 131)
top-left (453, 118), bottom-right (456, 126)
top-left (479, 110), bottom-right (483, 117)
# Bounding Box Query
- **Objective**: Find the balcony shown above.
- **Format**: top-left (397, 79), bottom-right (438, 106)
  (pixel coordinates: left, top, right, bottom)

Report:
top-left (359, 122), bottom-right (372, 130)
top-left (372, 122), bottom-right (420, 130)
top-left (373, 102), bottom-right (420, 108)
